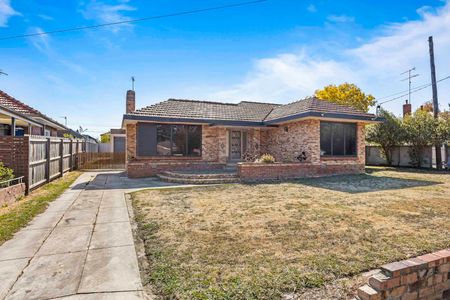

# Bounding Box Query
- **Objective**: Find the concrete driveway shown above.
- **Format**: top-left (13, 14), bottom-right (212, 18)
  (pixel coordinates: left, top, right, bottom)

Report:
top-left (0, 171), bottom-right (174, 300)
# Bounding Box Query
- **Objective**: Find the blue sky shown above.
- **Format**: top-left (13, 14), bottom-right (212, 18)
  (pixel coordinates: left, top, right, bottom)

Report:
top-left (0, 0), bottom-right (449, 137)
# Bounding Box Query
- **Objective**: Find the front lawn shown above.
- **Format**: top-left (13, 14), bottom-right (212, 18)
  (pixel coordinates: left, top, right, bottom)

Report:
top-left (131, 168), bottom-right (450, 300)
top-left (0, 171), bottom-right (81, 245)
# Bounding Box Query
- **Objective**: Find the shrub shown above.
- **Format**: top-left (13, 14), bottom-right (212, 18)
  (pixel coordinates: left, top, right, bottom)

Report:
top-left (0, 163), bottom-right (14, 182)
top-left (258, 154), bottom-right (275, 164)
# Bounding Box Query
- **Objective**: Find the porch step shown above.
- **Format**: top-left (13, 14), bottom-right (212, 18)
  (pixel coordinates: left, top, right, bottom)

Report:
top-left (157, 174), bottom-right (240, 184)
top-left (157, 170), bottom-right (239, 184)
top-left (162, 170), bottom-right (237, 179)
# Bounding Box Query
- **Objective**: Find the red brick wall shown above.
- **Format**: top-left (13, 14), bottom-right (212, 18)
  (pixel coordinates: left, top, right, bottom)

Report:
top-left (0, 136), bottom-right (29, 185)
top-left (357, 249), bottom-right (450, 300)
top-left (238, 162), bottom-right (365, 181)
top-left (0, 183), bottom-right (26, 206)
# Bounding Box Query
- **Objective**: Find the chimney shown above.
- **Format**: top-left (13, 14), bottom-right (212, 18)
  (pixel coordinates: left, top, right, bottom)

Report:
top-left (126, 90), bottom-right (135, 114)
top-left (403, 100), bottom-right (411, 117)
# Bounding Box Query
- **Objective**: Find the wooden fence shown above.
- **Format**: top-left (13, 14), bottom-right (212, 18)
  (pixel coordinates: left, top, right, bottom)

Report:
top-left (28, 136), bottom-right (85, 189)
top-left (78, 152), bottom-right (125, 170)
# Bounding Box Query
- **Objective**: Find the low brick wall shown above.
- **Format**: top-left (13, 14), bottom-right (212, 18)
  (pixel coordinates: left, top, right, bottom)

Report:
top-left (237, 162), bottom-right (365, 181)
top-left (0, 183), bottom-right (26, 207)
top-left (357, 249), bottom-right (450, 300)
top-left (127, 160), bottom-right (226, 178)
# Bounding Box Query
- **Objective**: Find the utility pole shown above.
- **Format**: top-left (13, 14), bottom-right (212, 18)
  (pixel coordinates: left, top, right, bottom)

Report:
top-left (401, 67), bottom-right (419, 106)
top-left (428, 36), bottom-right (442, 170)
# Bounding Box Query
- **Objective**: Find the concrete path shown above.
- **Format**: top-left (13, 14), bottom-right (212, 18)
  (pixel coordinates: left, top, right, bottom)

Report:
top-left (0, 171), bottom-right (174, 300)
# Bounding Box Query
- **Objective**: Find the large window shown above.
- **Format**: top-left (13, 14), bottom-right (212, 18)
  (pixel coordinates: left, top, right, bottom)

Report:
top-left (156, 124), bottom-right (202, 157)
top-left (320, 122), bottom-right (357, 156)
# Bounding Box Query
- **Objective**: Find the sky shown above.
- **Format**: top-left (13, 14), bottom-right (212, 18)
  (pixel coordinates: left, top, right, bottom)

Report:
top-left (0, 0), bottom-right (449, 137)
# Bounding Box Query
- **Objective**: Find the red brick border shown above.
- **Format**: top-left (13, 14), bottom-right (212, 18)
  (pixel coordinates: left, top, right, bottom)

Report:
top-left (357, 249), bottom-right (450, 300)
top-left (237, 162), bottom-right (365, 181)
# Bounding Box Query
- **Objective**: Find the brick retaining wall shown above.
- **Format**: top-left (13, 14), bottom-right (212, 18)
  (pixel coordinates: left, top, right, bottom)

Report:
top-left (0, 136), bottom-right (29, 185)
top-left (238, 162), bottom-right (365, 181)
top-left (357, 249), bottom-right (450, 300)
top-left (0, 183), bottom-right (26, 207)
top-left (127, 160), bottom-right (226, 178)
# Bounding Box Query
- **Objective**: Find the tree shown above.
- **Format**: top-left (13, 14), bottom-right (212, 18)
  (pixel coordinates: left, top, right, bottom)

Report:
top-left (315, 83), bottom-right (375, 112)
top-left (402, 110), bottom-right (450, 167)
top-left (63, 133), bottom-right (74, 139)
top-left (366, 109), bottom-right (405, 166)
top-left (100, 133), bottom-right (110, 143)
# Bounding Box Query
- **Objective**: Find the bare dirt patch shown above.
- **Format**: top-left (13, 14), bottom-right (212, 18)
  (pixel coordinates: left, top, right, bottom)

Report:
top-left (132, 168), bottom-right (450, 299)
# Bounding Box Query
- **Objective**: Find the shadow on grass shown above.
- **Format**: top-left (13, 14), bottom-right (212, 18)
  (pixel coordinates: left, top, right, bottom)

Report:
top-left (366, 166), bottom-right (450, 175)
top-left (292, 173), bottom-right (441, 194)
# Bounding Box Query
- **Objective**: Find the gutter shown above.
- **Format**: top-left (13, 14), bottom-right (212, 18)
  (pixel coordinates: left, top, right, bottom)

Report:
top-left (122, 111), bottom-right (383, 127)
top-left (0, 105), bottom-right (44, 127)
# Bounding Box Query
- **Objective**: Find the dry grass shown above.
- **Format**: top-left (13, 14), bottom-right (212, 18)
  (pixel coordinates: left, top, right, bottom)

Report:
top-left (132, 167), bottom-right (450, 300)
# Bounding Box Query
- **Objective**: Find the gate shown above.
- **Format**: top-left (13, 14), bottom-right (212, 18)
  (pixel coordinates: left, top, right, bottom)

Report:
top-left (77, 152), bottom-right (126, 170)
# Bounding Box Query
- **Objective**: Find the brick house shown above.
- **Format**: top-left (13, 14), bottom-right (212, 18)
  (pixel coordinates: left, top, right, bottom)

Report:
top-left (122, 90), bottom-right (381, 181)
top-left (0, 90), bottom-right (67, 137)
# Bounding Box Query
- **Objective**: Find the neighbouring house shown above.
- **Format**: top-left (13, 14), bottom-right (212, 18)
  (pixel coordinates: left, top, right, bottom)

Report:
top-left (121, 90), bottom-right (381, 181)
top-left (99, 129), bottom-right (126, 153)
top-left (0, 90), bottom-right (67, 136)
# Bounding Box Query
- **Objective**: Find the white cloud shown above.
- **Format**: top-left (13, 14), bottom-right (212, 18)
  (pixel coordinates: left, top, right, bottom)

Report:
top-left (28, 27), bottom-right (52, 55)
top-left (0, 0), bottom-right (20, 27)
top-left (307, 4), bottom-right (317, 13)
top-left (213, 52), bottom-right (354, 102)
top-left (81, 0), bottom-right (136, 33)
top-left (38, 14), bottom-right (54, 21)
top-left (327, 14), bottom-right (355, 23)
top-left (212, 2), bottom-right (450, 114)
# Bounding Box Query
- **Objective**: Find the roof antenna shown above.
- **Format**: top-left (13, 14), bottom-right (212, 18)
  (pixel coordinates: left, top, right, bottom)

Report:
top-left (131, 76), bottom-right (135, 91)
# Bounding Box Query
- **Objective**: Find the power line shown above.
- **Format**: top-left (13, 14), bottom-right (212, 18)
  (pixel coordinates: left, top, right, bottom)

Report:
top-left (378, 75), bottom-right (450, 105)
top-left (0, 0), bottom-right (268, 41)
top-left (375, 82), bottom-right (431, 101)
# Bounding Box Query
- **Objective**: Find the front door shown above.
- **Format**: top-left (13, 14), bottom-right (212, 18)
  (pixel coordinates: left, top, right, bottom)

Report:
top-left (230, 130), bottom-right (242, 161)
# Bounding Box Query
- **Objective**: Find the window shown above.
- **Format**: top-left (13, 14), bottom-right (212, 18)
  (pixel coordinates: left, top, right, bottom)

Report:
top-left (320, 122), bottom-right (357, 156)
top-left (155, 124), bottom-right (202, 157)
top-left (156, 125), bottom-right (171, 156)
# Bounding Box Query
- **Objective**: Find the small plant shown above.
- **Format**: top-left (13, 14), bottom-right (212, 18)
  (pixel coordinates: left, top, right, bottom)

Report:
top-left (0, 162), bottom-right (14, 182)
top-left (258, 153), bottom-right (275, 164)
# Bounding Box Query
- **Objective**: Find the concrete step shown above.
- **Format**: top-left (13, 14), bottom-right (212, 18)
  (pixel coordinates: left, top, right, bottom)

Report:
top-left (161, 170), bottom-right (237, 179)
top-left (157, 174), bottom-right (240, 184)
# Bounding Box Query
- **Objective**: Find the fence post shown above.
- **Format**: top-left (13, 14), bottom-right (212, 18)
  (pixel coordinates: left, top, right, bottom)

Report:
top-left (60, 138), bottom-right (64, 177)
top-left (69, 139), bottom-right (73, 171)
top-left (75, 140), bottom-right (79, 170)
top-left (46, 138), bottom-right (50, 183)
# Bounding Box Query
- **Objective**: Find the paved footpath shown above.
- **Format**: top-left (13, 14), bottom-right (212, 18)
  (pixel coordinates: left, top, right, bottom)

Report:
top-left (0, 171), bottom-right (172, 300)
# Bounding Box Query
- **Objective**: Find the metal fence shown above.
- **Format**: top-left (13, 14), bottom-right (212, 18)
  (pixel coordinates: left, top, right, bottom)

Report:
top-left (0, 176), bottom-right (24, 189)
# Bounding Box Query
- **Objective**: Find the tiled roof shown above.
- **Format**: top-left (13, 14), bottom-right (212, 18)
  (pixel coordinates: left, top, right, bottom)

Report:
top-left (125, 97), bottom-right (376, 124)
top-left (0, 90), bottom-right (41, 116)
top-left (265, 97), bottom-right (374, 121)
top-left (130, 99), bottom-right (280, 122)
top-left (0, 90), bottom-right (67, 129)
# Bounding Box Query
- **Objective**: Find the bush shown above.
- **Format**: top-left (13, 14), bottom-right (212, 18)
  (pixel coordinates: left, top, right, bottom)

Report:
top-left (0, 163), bottom-right (14, 182)
top-left (258, 154), bottom-right (275, 164)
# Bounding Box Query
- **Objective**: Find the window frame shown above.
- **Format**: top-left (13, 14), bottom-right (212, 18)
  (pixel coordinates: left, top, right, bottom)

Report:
top-left (320, 121), bottom-right (357, 157)
top-left (155, 124), bottom-right (202, 157)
